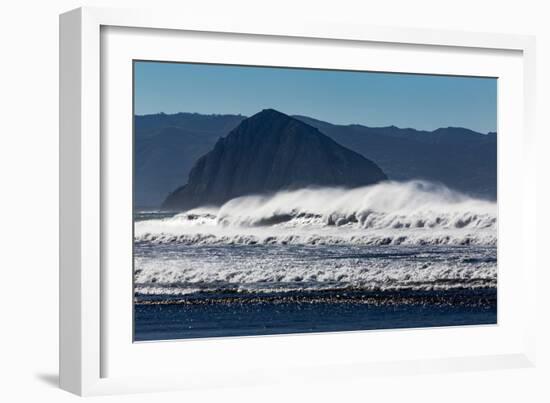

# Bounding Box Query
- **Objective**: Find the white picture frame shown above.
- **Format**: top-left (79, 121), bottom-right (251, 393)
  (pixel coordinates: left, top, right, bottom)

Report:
top-left (59, 6), bottom-right (537, 396)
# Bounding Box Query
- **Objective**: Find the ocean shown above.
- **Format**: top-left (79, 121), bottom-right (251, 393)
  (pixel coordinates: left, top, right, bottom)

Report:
top-left (133, 181), bottom-right (497, 341)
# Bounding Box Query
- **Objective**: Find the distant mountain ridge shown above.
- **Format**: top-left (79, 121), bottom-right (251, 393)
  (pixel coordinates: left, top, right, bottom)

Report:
top-left (135, 113), bottom-right (246, 207)
top-left (293, 115), bottom-right (496, 200)
top-left (135, 111), bottom-right (496, 208)
top-left (162, 109), bottom-right (387, 211)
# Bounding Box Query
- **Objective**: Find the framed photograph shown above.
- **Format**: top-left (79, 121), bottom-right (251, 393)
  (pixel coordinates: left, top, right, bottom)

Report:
top-left (60, 7), bottom-right (537, 396)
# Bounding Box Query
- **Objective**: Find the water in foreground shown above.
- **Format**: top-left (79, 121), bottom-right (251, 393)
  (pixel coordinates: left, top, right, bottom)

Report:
top-left (135, 288), bottom-right (496, 341)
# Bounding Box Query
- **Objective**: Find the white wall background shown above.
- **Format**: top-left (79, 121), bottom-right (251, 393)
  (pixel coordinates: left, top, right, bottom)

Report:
top-left (0, 0), bottom-right (548, 401)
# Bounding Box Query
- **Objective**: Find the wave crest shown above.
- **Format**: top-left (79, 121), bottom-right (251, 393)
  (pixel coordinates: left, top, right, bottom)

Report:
top-left (135, 181), bottom-right (497, 246)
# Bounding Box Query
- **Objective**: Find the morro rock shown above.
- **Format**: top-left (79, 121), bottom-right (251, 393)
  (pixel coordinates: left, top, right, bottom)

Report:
top-left (162, 109), bottom-right (387, 211)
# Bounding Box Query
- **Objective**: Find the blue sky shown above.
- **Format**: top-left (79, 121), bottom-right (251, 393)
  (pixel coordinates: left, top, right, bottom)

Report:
top-left (134, 61), bottom-right (497, 133)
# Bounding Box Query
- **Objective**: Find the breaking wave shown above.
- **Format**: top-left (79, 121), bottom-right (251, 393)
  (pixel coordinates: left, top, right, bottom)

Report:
top-left (135, 181), bottom-right (497, 247)
top-left (134, 245), bottom-right (497, 296)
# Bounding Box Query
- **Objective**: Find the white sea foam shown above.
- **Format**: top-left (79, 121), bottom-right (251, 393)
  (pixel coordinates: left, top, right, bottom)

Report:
top-left (134, 182), bottom-right (497, 296)
top-left (135, 181), bottom-right (497, 247)
top-left (134, 244), bottom-right (497, 295)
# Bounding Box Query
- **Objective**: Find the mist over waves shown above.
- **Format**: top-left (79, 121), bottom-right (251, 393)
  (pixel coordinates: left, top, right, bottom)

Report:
top-left (135, 180), bottom-right (496, 247)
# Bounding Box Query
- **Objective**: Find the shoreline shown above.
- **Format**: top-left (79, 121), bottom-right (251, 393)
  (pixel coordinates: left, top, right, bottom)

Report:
top-left (134, 287), bottom-right (497, 307)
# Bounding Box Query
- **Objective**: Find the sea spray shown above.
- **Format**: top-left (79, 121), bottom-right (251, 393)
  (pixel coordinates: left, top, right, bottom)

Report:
top-left (135, 181), bottom-right (497, 246)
